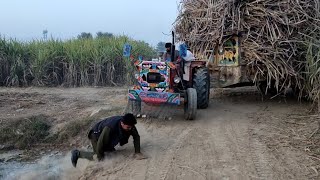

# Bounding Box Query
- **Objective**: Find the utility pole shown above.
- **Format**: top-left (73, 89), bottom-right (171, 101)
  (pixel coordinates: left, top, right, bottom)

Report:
top-left (43, 29), bottom-right (48, 40)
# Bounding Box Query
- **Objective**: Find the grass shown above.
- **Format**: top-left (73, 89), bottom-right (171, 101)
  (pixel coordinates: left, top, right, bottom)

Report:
top-left (0, 115), bottom-right (51, 149)
top-left (0, 106), bottom-right (125, 150)
top-left (53, 106), bottom-right (124, 143)
top-left (0, 35), bottom-right (156, 87)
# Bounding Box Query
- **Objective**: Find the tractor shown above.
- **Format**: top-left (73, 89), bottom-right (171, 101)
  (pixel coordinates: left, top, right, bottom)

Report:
top-left (123, 32), bottom-right (210, 120)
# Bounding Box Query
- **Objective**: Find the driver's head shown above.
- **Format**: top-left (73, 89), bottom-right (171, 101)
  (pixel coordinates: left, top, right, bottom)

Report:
top-left (165, 43), bottom-right (172, 53)
top-left (120, 113), bottom-right (137, 131)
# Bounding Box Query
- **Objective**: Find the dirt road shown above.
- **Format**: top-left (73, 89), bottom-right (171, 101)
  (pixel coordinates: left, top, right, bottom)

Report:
top-left (79, 88), bottom-right (319, 180)
top-left (0, 87), bottom-right (319, 180)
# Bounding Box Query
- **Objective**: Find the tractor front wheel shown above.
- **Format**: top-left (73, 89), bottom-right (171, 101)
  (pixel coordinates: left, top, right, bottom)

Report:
top-left (184, 88), bottom-right (197, 120)
top-left (126, 99), bottom-right (141, 116)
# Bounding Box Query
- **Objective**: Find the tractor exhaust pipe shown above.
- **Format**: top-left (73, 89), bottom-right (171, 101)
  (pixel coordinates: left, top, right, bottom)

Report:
top-left (171, 31), bottom-right (175, 62)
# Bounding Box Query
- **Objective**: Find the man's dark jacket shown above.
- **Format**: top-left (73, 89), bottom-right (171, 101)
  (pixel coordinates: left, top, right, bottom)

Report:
top-left (88, 116), bottom-right (140, 154)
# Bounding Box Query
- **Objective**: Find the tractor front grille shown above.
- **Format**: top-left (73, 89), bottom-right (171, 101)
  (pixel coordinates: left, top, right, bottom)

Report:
top-left (146, 72), bottom-right (165, 83)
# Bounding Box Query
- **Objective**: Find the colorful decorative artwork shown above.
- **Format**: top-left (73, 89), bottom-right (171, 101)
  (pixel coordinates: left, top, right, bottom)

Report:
top-left (133, 60), bottom-right (171, 91)
top-left (216, 36), bottom-right (240, 66)
top-left (128, 59), bottom-right (180, 105)
top-left (128, 90), bottom-right (180, 105)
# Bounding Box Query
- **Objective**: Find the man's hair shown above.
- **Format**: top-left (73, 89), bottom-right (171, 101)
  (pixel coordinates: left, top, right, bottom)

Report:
top-left (165, 43), bottom-right (172, 48)
top-left (122, 113), bottom-right (137, 126)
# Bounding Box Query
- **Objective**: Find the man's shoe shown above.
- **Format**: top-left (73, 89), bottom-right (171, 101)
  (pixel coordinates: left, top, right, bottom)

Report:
top-left (71, 149), bottom-right (80, 167)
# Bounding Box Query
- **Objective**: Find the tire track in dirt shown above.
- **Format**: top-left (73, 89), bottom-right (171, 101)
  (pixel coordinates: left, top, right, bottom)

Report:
top-left (248, 107), bottom-right (318, 180)
top-left (220, 117), bottom-right (257, 178)
top-left (247, 107), bottom-right (283, 180)
top-left (249, 129), bottom-right (275, 179)
top-left (163, 128), bottom-right (211, 180)
top-left (158, 127), bottom-right (193, 180)
top-left (248, 109), bottom-right (297, 180)
top-left (162, 108), bottom-right (258, 180)
top-left (192, 99), bottom-right (264, 179)
top-left (142, 122), bottom-right (178, 180)
top-left (203, 111), bottom-right (259, 179)
top-left (199, 130), bottom-right (216, 180)
top-left (73, 88), bottom-right (317, 179)
top-left (207, 121), bottom-right (238, 179)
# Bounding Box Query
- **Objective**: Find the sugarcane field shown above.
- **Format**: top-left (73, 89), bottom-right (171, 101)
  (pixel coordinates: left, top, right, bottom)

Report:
top-left (0, 0), bottom-right (320, 180)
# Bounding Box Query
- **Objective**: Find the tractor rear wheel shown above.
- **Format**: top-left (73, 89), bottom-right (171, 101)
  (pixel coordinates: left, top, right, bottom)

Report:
top-left (193, 68), bottom-right (210, 109)
top-left (184, 88), bottom-right (197, 120)
top-left (126, 99), bottom-right (141, 116)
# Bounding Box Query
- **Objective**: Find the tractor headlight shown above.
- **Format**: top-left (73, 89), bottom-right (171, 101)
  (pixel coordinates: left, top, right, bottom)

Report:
top-left (174, 76), bottom-right (181, 84)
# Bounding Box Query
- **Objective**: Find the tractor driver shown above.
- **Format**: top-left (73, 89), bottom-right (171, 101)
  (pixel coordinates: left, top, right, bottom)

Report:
top-left (162, 42), bottom-right (180, 62)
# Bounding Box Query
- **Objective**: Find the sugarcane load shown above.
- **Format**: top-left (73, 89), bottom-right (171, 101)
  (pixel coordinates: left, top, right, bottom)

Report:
top-left (174, 0), bottom-right (320, 99)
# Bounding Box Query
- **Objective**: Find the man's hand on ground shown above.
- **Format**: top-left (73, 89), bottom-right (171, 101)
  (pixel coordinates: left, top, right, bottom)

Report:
top-left (134, 153), bottom-right (148, 160)
top-left (97, 154), bottom-right (104, 161)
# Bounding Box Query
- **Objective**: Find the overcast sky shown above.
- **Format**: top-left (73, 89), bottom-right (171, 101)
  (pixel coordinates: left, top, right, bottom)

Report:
top-left (0, 0), bottom-right (180, 46)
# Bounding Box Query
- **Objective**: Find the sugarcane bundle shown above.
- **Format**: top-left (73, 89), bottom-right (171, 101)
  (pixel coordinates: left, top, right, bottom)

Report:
top-left (174, 0), bottom-right (320, 94)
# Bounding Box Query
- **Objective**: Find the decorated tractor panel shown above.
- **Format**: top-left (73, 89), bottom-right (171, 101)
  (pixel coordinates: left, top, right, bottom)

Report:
top-left (128, 59), bottom-right (180, 105)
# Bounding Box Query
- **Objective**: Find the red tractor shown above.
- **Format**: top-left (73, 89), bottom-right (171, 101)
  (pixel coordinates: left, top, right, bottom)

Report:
top-left (124, 32), bottom-right (210, 120)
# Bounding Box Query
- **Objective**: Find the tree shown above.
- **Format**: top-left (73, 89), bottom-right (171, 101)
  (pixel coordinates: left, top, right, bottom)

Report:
top-left (156, 42), bottom-right (166, 52)
top-left (77, 32), bottom-right (93, 39)
top-left (96, 32), bottom-right (113, 38)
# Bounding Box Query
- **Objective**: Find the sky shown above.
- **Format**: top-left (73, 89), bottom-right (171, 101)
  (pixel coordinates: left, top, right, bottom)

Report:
top-left (0, 0), bottom-right (180, 47)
